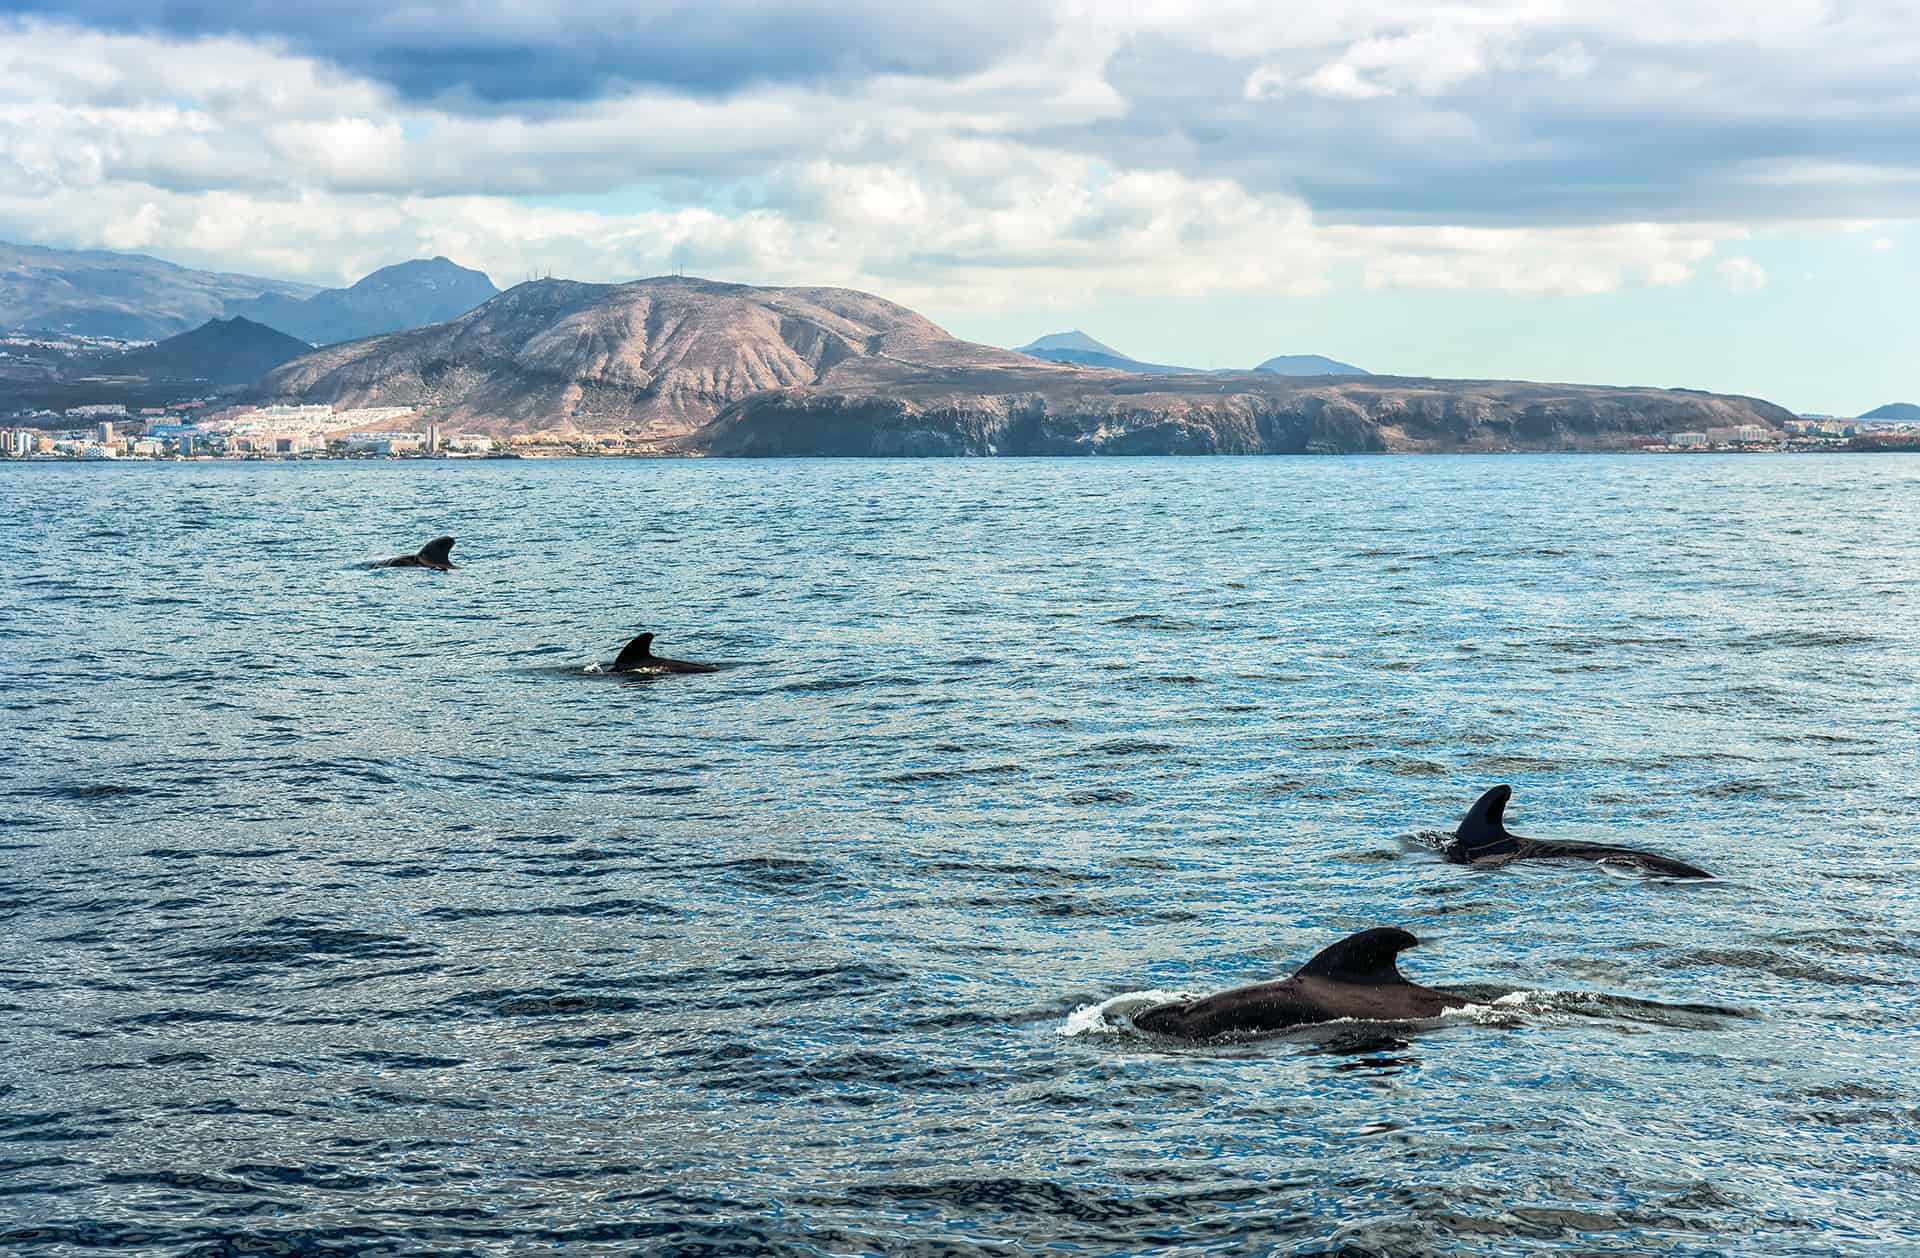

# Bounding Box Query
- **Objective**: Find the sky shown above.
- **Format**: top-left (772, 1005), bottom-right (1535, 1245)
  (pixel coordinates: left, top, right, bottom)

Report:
top-left (1, 1), bottom-right (1917, 413)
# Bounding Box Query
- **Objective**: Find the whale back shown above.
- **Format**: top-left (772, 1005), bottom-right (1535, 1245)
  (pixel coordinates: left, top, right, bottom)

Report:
top-left (417, 536), bottom-right (455, 567)
top-left (1133, 927), bottom-right (1448, 1038)
top-left (1294, 927), bottom-right (1419, 986)
top-left (613, 632), bottom-right (657, 672)
top-left (1451, 785), bottom-right (1518, 857)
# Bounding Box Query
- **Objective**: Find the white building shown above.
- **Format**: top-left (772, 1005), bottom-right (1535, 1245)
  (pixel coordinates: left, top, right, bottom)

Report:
top-left (1669, 432), bottom-right (1710, 448)
top-left (344, 431), bottom-right (426, 455)
top-left (230, 431), bottom-right (322, 455)
top-left (446, 433), bottom-right (494, 453)
top-left (248, 404), bottom-right (334, 423)
top-left (1707, 424), bottom-right (1778, 445)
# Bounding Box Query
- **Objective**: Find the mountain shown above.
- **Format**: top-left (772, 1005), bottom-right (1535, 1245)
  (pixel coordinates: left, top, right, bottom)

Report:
top-left (255, 276), bottom-right (1048, 438)
top-left (1016, 331), bottom-right (1369, 376)
top-left (1016, 330), bottom-right (1203, 374)
top-left (256, 274), bottom-right (1794, 454)
top-left (0, 240), bottom-right (316, 340)
top-left (225, 257), bottom-right (499, 346)
top-left (1256, 354), bottom-right (1369, 377)
top-left (104, 317), bottom-right (311, 386)
top-left (1016, 330), bottom-right (1131, 357)
top-left (1860, 402), bottom-right (1920, 421)
top-left (692, 373), bottom-right (1794, 456)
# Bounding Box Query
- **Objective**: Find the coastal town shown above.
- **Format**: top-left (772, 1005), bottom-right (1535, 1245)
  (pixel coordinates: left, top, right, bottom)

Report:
top-left (0, 402), bottom-right (692, 460)
top-left (1, 402), bottom-right (1912, 460)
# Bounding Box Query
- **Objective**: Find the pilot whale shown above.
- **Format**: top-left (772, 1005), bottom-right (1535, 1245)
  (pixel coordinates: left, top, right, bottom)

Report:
top-left (1443, 785), bottom-right (1712, 879)
top-left (374, 536), bottom-right (455, 570)
top-left (1132, 928), bottom-right (1470, 1039)
top-left (611, 632), bottom-right (720, 674)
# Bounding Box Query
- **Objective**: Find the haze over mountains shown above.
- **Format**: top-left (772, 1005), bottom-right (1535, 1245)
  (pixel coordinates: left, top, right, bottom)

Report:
top-left (224, 259), bottom-right (499, 346)
top-left (0, 241), bottom-right (497, 346)
top-left (254, 274), bottom-right (1793, 454)
top-left (1014, 331), bottom-right (1370, 377)
top-left (0, 241), bottom-right (316, 341)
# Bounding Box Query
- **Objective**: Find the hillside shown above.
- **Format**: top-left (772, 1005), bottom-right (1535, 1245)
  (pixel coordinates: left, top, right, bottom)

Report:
top-left (0, 240), bottom-right (316, 340)
top-left (1860, 402), bottom-right (1920, 421)
top-left (104, 317), bottom-right (311, 386)
top-left (256, 276), bottom-right (1056, 439)
top-left (256, 274), bottom-right (1793, 454)
top-left (225, 257), bottom-right (498, 345)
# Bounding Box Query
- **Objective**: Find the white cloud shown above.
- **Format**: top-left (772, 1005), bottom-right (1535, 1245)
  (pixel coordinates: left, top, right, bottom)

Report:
top-left (1, 8), bottom-right (1917, 311)
top-left (1718, 254), bottom-right (1769, 292)
top-left (1342, 222), bottom-right (1723, 295)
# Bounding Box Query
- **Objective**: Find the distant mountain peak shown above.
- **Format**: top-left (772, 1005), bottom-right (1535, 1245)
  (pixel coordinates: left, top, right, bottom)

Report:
top-left (1016, 330), bottom-right (1124, 357)
top-left (1254, 354), bottom-right (1370, 377)
top-left (1861, 401), bottom-right (1920, 420)
top-left (1015, 334), bottom-right (1371, 378)
top-left (225, 258), bottom-right (500, 345)
top-left (106, 314), bottom-right (311, 385)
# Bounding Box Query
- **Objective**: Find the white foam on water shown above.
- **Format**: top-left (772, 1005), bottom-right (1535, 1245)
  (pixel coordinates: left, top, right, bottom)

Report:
top-left (1058, 989), bottom-right (1196, 1038)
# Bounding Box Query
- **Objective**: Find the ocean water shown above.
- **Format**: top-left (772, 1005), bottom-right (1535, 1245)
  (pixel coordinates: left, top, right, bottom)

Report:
top-left (1, 454), bottom-right (1916, 1256)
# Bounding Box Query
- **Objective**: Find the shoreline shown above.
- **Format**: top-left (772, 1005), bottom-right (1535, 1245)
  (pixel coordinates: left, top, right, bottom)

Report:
top-left (2, 445), bottom-right (1907, 465)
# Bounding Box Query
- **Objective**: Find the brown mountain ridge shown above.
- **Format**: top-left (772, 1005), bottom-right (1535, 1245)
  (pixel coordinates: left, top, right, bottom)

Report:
top-left (255, 275), bottom-right (1796, 453)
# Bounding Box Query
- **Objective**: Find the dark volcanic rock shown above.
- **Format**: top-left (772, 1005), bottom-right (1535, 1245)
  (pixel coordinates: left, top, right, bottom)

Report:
top-left (104, 317), bottom-right (311, 386)
top-left (688, 372), bottom-right (1792, 456)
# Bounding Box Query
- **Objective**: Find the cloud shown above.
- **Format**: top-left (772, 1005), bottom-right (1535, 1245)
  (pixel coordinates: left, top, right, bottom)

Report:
top-left (3, 5), bottom-right (1920, 313)
top-left (0, 1), bottom-right (1046, 101)
top-left (1717, 254), bottom-right (1768, 292)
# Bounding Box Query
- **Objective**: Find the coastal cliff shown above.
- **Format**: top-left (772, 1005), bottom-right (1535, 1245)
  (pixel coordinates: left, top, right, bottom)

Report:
top-left (685, 374), bottom-right (1795, 456)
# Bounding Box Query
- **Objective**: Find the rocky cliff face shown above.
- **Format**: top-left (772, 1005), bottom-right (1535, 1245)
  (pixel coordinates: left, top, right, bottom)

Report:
top-left (687, 373), bottom-right (1795, 456)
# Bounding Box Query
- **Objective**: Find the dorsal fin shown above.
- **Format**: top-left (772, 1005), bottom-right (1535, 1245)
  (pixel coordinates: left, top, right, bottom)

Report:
top-left (612, 632), bottom-right (656, 672)
top-left (416, 536), bottom-right (455, 566)
top-left (1294, 927), bottom-right (1419, 985)
top-left (1452, 785), bottom-right (1514, 855)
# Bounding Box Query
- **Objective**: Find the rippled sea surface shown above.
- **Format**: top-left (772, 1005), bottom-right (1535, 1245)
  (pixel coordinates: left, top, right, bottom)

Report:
top-left (3, 455), bottom-right (1917, 1256)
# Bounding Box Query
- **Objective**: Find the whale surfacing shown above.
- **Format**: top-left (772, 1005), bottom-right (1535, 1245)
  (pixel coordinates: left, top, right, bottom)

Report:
top-left (611, 632), bottom-right (720, 674)
top-left (1132, 928), bottom-right (1469, 1040)
top-left (375, 536), bottom-right (455, 570)
top-left (1444, 785), bottom-right (1712, 879)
